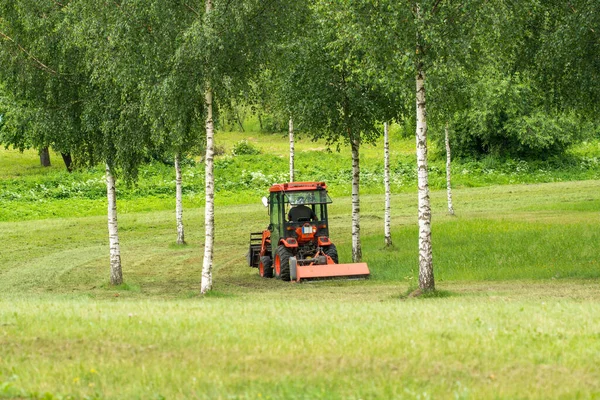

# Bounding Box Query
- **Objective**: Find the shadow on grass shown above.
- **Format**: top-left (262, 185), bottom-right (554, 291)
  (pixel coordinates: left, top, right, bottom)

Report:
top-left (202, 290), bottom-right (236, 299)
top-left (399, 286), bottom-right (456, 300)
top-left (101, 282), bottom-right (141, 292)
top-left (168, 242), bottom-right (190, 250)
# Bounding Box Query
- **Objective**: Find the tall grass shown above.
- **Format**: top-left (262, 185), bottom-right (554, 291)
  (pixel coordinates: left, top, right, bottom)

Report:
top-left (362, 219), bottom-right (600, 282)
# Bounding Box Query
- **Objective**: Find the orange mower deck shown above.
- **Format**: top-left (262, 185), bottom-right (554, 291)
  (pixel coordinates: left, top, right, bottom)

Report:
top-left (293, 262), bottom-right (370, 282)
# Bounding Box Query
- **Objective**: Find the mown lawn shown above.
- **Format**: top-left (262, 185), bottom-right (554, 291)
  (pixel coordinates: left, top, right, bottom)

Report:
top-left (1, 172), bottom-right (600, 398)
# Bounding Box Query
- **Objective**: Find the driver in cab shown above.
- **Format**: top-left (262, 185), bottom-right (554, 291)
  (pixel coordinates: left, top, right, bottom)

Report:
top-left (288, 198), bottom-right (317, 222)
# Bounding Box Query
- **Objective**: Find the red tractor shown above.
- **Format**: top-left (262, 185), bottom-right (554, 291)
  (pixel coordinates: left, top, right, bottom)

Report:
top-left (248, 181), bottom-right (369, 281)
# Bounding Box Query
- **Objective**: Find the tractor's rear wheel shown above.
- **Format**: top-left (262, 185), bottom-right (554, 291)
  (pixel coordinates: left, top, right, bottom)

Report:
top-left (324, 244), bottom-right (339, 264)
top-left (259, 256), bottom-right (273, 278)
top-left (275, 245), bottom-right (293, 281)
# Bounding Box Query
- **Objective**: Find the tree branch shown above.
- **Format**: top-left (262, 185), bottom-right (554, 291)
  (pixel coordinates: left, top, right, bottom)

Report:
top-left (184, 3), bottom-right (200, 17)
top-left (431, 0), bottom-right (443, 14)
top-left (0, 30), bottom-right (58, 75)
top-left (223, 0), bottom-right (233, 15)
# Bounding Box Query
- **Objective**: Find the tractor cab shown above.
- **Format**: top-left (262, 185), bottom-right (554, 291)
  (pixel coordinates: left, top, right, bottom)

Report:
top-left (266, 182), bottom-right (333, 254)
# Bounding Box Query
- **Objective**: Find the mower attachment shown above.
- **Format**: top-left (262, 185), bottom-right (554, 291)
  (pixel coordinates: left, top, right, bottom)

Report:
top-left (289, 256), bottom-right (370, 282)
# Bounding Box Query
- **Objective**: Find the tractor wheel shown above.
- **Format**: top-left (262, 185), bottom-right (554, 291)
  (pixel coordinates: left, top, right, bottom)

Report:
top-left (259, 256), bottom-right (273, 278)
top-left (324, 244), bottom-right (339, 264)
top-left (274, 245), bottom-right (293, 281)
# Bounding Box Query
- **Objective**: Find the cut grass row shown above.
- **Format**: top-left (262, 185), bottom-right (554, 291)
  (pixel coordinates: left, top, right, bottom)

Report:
top-left (1, 180), bottom-right (598, 297)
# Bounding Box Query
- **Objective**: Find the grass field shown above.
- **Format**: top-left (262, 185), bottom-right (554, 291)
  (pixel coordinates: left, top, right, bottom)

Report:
top-left (1, 135), bottom-right (600, 399)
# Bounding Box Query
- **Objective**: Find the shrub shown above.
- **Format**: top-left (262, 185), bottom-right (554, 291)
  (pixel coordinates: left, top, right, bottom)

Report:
top-left (214, 144), bottom-right (226, 156)
top-left (231, 140), bottom-right (261, 156)
top-left (443, 69), bottom-right (589, 160)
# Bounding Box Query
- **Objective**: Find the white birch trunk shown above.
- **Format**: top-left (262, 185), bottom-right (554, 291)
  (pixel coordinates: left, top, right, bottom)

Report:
top-left (384, 122), bottom-right (392, 247)
top-left (200, 87), bottom-right (215, 294)
top-left (200, 0), bottom-right (215, 294)
top-left (175, 153), bottom-right (185, 244)
top-left (289, 117), bottom-right (295, 182)
top-left (350, 134), bottom-right (362, 263)
top-left (105, 163), bottom-right (123, 285)
top-left (416, 69), bottom-right (435, 291)
top-left (445, 122), bottom-right (455, 215)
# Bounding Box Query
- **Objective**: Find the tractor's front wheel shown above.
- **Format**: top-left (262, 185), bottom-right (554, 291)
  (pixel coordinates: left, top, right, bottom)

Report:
top-left (275, 245), bottom-right (293, 281)
top-left (259, 256), bottom-right (273, 278)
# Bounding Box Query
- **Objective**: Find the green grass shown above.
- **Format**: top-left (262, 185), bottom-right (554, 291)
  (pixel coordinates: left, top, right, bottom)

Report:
top-left (0, 148), bottom-right (66, 178)
top-left (2, 286), bottom-right (600, 399)
top-left (1, 136), bottom-right (600, 399)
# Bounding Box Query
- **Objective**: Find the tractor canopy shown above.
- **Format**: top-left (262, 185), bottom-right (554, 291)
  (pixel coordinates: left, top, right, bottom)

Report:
top-left (268, 182), bottom-right (333, 205)
top-left (285, 190), bottom-right (332, 205)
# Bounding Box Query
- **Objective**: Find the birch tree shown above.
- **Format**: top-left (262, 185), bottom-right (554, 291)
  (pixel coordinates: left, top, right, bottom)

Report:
top-left (170, 0), bottom-right (310, 292)
top-left (201, 0), bottom-right (215, 294)
top-left (289, 117), bottom-right (295, 182)
top-left (67, 1), bottom-right (182, 285)
top-left (445, 122), bottom-right (455, 215)
top-left (341, 0), bottom-right (511, 291)
top-left (105, 163), bottom-right (123, 285)
top-left (175, 153), bottom-right (185, 245)
top-left (384, 122), bottom-right (392, 247)
top-left (0, 1), bottom-right (133, 284)
top-left (350, 133), bottom-right (362, 262)
top-left (415, 22), bottom-right (434, 289)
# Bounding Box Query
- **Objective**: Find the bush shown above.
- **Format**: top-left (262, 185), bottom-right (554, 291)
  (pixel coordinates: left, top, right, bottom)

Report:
top-left (231, 140), bottom-right (261, 156)
top-left (450, 109), bottom-right (584, 160)
top-left (444, 69), bottom-right (589, 160)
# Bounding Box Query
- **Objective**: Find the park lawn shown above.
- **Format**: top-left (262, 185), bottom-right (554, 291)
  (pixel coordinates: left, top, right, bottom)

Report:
top-left (1, 177), bottom-right (599, 399)
top-left (1, 281), bottom-right (599, 400)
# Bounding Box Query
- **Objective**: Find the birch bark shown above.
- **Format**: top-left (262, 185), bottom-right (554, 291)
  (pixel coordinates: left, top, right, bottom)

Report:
top-left (384, 122), bottom-right (392, 247)
top-left (445, 121), bottom-right (455, 215)
top-left (175, 153), bottom-right (185, 244)
top-left (289, 117), bottom-right (295, 182)
top-left (416, 68), bottom-right (434, 291)
top-left (105, 163), bottom-right (123, 285)
top-left (200, 85), bottom-right (215, 293)
top-left (350, 133), bottom-right (362, 262)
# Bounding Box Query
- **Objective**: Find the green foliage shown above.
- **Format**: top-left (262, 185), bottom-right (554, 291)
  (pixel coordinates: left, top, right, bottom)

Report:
top-left (231, 140), bottom-right (261, 156)
top-left (532, 0), bottom-right (600, 117)
top-left (449, 69), bottom-right (589, 159)
top-left (1, 0), bottom-right (310, 184)
top-left (0, 0), bottom-right (89, 157)
top-left (272, 1), bottom-right (401, 147)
